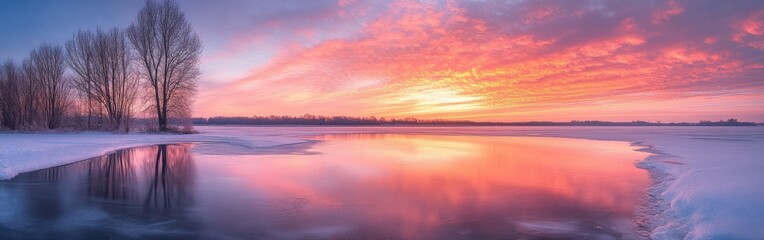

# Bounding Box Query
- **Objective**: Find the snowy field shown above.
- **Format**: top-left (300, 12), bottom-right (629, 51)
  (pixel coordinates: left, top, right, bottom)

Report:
top-left (1, 126), bottom-right (763, 239)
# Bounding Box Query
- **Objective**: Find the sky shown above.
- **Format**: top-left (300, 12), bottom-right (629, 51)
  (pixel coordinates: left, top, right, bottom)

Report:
top-left (1, 0), bottom-right (763, 122)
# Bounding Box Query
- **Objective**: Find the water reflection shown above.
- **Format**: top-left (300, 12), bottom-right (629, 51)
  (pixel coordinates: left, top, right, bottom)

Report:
top-left (0, 144), bottom-right (196, 239)
top-left (194, 134), bottom-right (650, 239)
top-left (0, 134), bottom-right (650, 240)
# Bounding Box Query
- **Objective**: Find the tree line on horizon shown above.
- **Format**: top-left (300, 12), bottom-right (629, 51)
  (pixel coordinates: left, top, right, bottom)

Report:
top-left (194, 115), bottom-right (468, 126)
top-left (192, 115), bottom-right (760, 126)
top-left (0, 0), bottom-right (200, 132)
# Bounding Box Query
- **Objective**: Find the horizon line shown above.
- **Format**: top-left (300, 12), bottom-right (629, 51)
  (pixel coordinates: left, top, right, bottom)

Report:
top-left (190, 115), bottom-right (763, 124)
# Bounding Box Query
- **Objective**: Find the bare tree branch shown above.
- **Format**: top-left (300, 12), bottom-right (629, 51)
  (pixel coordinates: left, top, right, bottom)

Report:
top-left (128, 0), bottom-right (200, 132)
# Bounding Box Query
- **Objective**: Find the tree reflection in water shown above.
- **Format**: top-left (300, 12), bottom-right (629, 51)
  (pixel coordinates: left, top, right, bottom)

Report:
top-left (143, 145), bottom-right (195, 212)
top-left (32, 144), bottom-right (196, 210)
top-left (1, 135), bottom-right (651, 240)
top-left (2, 144), bottom-right (197, 239)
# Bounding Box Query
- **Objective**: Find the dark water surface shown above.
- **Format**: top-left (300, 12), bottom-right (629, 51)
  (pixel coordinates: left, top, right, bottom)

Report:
top-left (0, 134), bottom-right (650, 239)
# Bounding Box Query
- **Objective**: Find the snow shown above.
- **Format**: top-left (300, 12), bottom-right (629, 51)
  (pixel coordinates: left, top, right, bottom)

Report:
top-left (1, 125), bottom-right (763, 239)
top-left (0, 127), bottom-right (309, 180)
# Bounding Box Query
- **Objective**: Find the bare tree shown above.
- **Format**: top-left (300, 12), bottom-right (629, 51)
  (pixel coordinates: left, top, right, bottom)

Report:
top-left (28, 44), bottom-right (69, 129)
top-left (19, 58), bottom-right (42, 129)
top-left (95, 28), bottom-right (139, 132)
top-left (127, 0), bottom-right (201, 132)
top-left (65, 30), bottom-right (98, 129)
top-left (67, 28), bottom-right (139, 132)
top-left (0, 60), bottom-right (22, 130)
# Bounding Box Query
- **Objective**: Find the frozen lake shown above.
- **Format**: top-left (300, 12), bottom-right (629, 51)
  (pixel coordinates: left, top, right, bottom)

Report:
top-left (0, 133), bottom-right (650, 239)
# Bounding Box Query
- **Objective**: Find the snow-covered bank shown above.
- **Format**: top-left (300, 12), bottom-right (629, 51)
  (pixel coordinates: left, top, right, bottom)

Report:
top-left (0, 127), bottom-right (311, 180)
top-left (1, 126), bottom-right (762, 239)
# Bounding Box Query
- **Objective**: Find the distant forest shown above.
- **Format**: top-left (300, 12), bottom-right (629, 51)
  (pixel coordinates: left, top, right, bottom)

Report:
top-left (192, 115), bottom-right (760, 126)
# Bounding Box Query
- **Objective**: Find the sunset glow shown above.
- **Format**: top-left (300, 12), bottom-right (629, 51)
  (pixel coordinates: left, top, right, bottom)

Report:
top-left (2, 2), bottom-right (764, 238)
top-left (198, 134), bottom-right (650, 238)
top-left (2, 0), bottom-right (763, 121)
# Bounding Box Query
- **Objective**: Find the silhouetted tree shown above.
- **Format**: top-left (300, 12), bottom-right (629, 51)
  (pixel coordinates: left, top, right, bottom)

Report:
top-left (127, 0), bottom-right (201, 132)
top-left (67, 28), bottom-right (139, 132)
top-left (0, 60), bottom-right (22, 130)
top-left (28, 44), bottom-right (69, 129)
top-left (19, 58), bottom-right (43, 129)
top-left (66, 30), bottom-right (98, 129)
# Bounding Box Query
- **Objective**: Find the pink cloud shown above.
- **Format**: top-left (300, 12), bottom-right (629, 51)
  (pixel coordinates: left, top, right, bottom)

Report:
top-left (194, 0), bottom-right (764, 122)
top-left (652, 0), bottom-right (684, 24)
top-left (733, 10), bottom-right (764, 49)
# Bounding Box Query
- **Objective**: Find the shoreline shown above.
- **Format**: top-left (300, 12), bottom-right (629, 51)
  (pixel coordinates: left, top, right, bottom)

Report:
top-left (1, 126), bottom-right (762, 239)
top-left (631, 142), bottom-right (677, 238)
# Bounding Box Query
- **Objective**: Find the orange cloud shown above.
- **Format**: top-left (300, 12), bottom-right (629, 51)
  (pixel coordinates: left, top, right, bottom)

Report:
top-left (194, 0), bottom-right (764, 122)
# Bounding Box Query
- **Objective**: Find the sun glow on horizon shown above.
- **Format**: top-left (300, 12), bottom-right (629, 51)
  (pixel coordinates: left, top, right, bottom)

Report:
top-left (157, 0), bottom-right (764, 121)
top-left (0, 1), bottom-right (762, 121)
